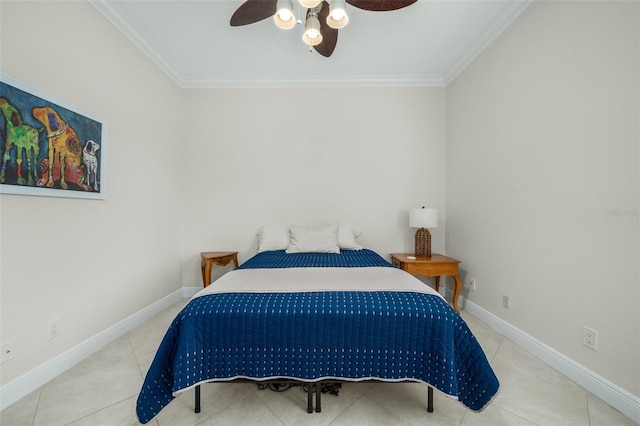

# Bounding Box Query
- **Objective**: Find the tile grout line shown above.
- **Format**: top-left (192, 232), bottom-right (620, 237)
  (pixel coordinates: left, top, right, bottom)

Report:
top-left (60, 394), bottom-right (136, 426)
top-left (193, 393), bottom-right (270, 426)
top-left (129, 332), bottom-right (148, 380)
top-left (586, 391), bottom-right (593, 426)
top-left (257, 387), bottom-right (287, 426)
top-left (327, 391), bottom-right (368, 426)
top-left (30, 387), bottom-right (42, 426)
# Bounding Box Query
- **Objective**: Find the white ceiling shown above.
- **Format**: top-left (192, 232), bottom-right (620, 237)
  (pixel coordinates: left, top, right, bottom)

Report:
top-left (90, 0), bottom-right (533, 88)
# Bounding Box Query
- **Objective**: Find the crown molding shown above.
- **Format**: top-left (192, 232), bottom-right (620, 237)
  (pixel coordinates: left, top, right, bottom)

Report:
top-left (90, 0), bottom-right (532, 89)
top-left (443, 0), bottom-right (535, 85)
top-left (180, 75), bottom-right (447, 89)
top-left (89, 0), bottom-right (445, 88)
top-left (89, 0), bottom-right (184, 85)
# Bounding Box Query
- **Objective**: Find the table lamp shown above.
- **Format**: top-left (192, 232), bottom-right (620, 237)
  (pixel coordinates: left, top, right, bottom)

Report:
top-left (410, 207), bottom-right (438, 257)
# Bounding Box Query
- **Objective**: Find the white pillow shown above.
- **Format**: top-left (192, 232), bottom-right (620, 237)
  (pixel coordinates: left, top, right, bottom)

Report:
top-left (286, 224), bottom-right (340, 254)
top-left (257, 224), bottom-right (290, 252)
top-left (338, 224), bottom-right (363, 250)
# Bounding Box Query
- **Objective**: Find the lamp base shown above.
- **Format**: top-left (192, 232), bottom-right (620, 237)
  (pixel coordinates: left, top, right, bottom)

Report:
top-left (414, 228), bottom-right (432, 257)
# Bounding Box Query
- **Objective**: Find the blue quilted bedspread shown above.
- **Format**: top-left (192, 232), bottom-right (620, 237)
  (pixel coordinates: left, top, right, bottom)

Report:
top-left (237, 249), bottom-right (394, 269)
top-left (135, 251), bottom-right (499, 423)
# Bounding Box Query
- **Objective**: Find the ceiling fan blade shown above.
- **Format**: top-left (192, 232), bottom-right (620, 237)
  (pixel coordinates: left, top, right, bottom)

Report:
top-left (314, 1), bottom-right (338, 57)
top-left (346, 0), bottom-right (417, 11)
top-left (230, 0), bottom-right (277, 26)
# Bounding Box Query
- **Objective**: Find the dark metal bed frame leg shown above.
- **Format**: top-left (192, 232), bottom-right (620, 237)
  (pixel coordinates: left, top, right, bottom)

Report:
top-left (315, 382), bottom-right (322, 413)
top-left (193, 382), bottom-right (427, 415)
top-left (307, 384), bottom-right (313, 413)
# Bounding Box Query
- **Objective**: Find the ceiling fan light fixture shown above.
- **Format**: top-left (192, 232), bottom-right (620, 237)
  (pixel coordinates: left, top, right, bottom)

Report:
top-left (231, 0), bottom-right (419, 57)
top-left (327, 0), bottom-right (349, 29)
top-left (302, 14), bottom-right (323, 46)
top-left (274, 0), bottom-right (296, 29)
top-left (299, 0), bottom-right (322, 8)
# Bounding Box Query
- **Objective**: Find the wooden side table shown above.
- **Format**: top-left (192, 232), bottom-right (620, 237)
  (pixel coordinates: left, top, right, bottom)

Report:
top-left (390, 253), bottom-right (462, 312)
top-left (200, 251), bottom-right (238, 287)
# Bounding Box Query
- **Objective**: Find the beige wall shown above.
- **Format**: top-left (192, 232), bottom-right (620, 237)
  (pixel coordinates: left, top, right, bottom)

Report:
top-left (0, 2), bottom-right (447, 386)
top-left (3, 0), bottom-right (637, 408)
top-left (446, 1), bottom-right (639, 396)
top-left (0, 1), bottom-right (184, 384)
top-left (178, 87), bottom-right (447, 286)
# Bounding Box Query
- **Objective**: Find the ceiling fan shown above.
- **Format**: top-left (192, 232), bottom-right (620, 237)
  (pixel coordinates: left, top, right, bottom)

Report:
top-left (230, 0), bottom-right (417, 57)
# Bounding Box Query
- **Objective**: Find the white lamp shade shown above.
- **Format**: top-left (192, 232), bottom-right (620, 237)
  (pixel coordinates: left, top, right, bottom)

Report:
top-left (409, 208), bottom-right (438, 228)
top-left (274, 8), bottom-right (296, 29)
top-left (327, 13), bottom-right (349, 29)
top-left (327, 0), bottom-right (349, 29)
top-left (303, 15), bottom-right (323, 46)
top-left (276, 0), bottom-right (294, 18)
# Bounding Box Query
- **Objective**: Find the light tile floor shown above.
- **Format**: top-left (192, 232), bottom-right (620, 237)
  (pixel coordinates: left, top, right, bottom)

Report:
top-left (1, 298), bottom-right (636, 426)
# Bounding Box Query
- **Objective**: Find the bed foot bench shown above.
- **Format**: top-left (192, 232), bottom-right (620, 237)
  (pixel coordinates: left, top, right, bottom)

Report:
top-left (194, 381), bottom-right (434, 414)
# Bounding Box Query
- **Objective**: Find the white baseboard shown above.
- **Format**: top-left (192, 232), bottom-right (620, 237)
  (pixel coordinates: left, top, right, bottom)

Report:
top-left (0, 288), bottom-right (189, 411)
top-left (455, 293), bottom-right (640, 424)
top-left (182, 286), bottom-right (202, 298)
top-left (3, 287), bottom-right (638, 423)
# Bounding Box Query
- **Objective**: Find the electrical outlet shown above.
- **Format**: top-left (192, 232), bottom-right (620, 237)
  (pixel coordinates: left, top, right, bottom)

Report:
top-left (502, 295), bottom-right (510, 309)
top-left (583, 326), bottom-right (598, 351)
top-left (468, 278), bottom-right (476, 291)
top-left (1, 341), bottom-right (15, 363)
top-left (48, 319), bottom-right (60, 340)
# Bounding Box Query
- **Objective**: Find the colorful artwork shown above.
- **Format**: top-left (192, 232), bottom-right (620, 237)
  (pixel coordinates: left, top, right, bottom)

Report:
top-left (0, 75), bottom-right (105, 199)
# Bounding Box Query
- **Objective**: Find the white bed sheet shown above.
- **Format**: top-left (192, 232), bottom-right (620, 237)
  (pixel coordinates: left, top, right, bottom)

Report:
top-left (193, 267), bottom-right (443, 299)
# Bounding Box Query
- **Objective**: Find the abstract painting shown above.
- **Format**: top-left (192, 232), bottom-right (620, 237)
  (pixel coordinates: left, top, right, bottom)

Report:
top-left (0, 75), bottom-right (106, 199)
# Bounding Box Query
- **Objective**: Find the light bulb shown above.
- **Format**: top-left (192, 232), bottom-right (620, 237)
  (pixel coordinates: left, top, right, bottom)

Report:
top-left (330, 0), bottom-right (345, 20)
top-left (303, 15), bottom-right (323, 46)
top-left (331, 9), bottom-right (345, 20)
top-left (327, 0), bottom-right (348, 29)
top-left (274, 0), bottom-right (296, 29)
top-left (307, 28), bottom-right (319, 39)
top-left (278, 9), bottom-right (293, 21)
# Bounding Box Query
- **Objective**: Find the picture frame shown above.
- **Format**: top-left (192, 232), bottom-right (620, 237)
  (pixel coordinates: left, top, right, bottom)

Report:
top-left (0, 74), bottom-right (106, 200)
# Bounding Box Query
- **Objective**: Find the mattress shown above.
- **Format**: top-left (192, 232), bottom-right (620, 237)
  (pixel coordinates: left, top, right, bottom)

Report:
top-left (136, 249), bottom-right (499, 423)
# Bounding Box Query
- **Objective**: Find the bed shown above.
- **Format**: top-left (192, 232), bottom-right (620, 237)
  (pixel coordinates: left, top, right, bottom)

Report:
top-left (135, 248), bottom-right (499, 423)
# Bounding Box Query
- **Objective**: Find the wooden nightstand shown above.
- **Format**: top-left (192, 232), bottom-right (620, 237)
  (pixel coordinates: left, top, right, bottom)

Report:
top-left (200, 251), bottom-right (238, 287)
top-left (390, 253), bottom-right (462, 312)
